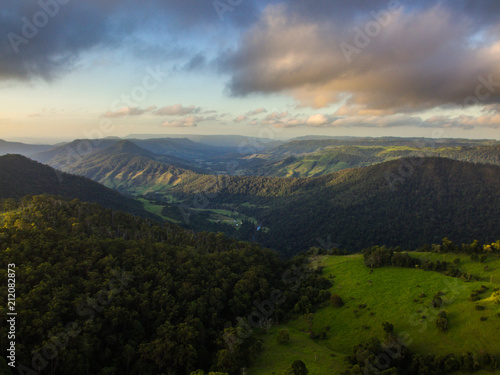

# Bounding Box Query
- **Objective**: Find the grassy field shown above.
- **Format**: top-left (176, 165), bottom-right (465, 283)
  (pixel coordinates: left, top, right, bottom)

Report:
top-left (248, 253), bottom-right (500, 374)
top-left (137, 198), bottom-right (182, 223)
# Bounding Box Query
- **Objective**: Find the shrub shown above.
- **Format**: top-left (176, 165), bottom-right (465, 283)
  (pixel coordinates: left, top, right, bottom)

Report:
top-left (475, 305), bottom-right (486, 311)
top-left (432, 296), bottom-right (443, 308)
top-left (436, 317), bottom-right (448, 331)
top-left (480, 316), bottom-right (488, 321)
top-left (469, 293), bottom-right (479, 301)
top-left (330, 294), bottom-right (344, 307)
top-left (436, 311), bottom-right (448, 331)
top-left (437, 311), bottom-right (447, 319)
top-left (382, 321), bottom-right (394, 334)
top-left (277, 328), bottom-right (290, 344)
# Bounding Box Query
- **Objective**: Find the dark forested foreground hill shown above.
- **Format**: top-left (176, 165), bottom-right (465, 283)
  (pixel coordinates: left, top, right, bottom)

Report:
top-left (0, 154), bottom-right (150, 217)
top-left (0, 196), bottom-right (332, 375)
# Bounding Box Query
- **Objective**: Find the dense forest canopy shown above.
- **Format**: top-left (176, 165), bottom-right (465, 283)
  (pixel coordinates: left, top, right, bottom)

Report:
top-left (0, 195), bottom-right (331, 375)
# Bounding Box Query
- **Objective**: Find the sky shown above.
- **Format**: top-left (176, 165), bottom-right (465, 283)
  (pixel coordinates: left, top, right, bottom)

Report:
top-left (1, 0), bottom-right (500, 143)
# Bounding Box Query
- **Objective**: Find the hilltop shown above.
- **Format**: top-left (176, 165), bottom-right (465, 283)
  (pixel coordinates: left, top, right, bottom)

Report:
top-left (0, 154), bottom-right (150, 217)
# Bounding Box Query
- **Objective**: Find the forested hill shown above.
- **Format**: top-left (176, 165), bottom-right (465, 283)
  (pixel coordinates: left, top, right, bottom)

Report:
top-left (0, 154), bottom-right (150, 217)
top-left (256, 157), bottom-right (500, 254)
top-left (58, 141), bottom-right (201, 191)
top-left (168, 157), bottom-right (500, 255)
top-left (0, 196), bottom-right (331, 374)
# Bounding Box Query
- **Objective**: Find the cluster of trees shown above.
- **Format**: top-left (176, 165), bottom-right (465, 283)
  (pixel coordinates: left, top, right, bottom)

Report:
top-left (418, 237), bottom-right (500, 255)
top-left (363, 246), bottom-right (420, 269)
top-left (0, 195), bottom-right (331, 375)
top-left (362, 245), bottom-right (482, 281)
top-left (343, 323), bottom-right (499, 374)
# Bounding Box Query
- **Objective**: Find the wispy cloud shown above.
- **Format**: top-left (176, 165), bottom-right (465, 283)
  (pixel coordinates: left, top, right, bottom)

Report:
top-left (246, 107), bottom-right (267, 116)
top-left (102, 106), bottom-right (157, 118)
top-left (155, 104), bottom-right (202, 116)
top-left (162, 115), bottom-right (212, 127)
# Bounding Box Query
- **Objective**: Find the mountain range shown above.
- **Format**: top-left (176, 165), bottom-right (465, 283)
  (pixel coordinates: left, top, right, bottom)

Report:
top-left (9, 137), bottom-right (497, 255)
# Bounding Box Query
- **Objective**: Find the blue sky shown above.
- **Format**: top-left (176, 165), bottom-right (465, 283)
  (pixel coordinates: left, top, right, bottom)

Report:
top-left (1, 0), bottom-right (499, 142)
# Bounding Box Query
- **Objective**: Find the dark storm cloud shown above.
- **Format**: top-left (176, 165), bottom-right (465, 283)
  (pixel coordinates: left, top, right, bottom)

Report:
top-left (0, 0), bottom-right (136, 80)
top-left (280, 0), bottom-right (500, 27)
top-left (220, 0), bottom-right (500, 111)
top-left (0, 0), bottom-right (260, 81)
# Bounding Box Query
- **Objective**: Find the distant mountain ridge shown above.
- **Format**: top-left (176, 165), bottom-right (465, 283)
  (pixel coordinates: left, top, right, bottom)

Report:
top-left (51, 141), bottom-right (200, 192)
top-left (0, 139), bottom-right (52, 156)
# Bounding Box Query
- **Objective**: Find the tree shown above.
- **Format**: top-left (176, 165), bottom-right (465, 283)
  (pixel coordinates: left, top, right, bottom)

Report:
top-left (286, 360), bottom-right (309, 375)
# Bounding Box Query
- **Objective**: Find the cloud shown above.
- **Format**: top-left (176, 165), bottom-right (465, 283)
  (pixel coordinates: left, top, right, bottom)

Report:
top-left (155, 104), bottom-right (202, 116)
top-left (182, 53), bottom-right (207, 71)
top-left (246, 107), bottom-right (267, 116)
top-left (264, 111), bottom-right (289, 121)
top-left (161, 115), bottom-right (216, 127)
top-left (306, 114), bottom-right (335, 126)
top-left (252, 110), bottom-right (493, 130)
top-left (234, 115), bottom-right (247, 123)
top-left (102, 106), bottom-right (156, 118)
top-left (315, 114), bottom-right (488, 130)
top-left (0, 0), bottom-right (260, 82)
top-left (220, 2), bottom-right (500, 112)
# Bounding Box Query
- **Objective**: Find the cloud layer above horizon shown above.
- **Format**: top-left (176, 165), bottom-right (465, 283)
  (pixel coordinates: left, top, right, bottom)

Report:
top-left (1, 0), bottom-right (500, 135)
